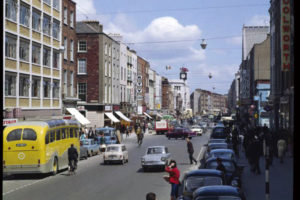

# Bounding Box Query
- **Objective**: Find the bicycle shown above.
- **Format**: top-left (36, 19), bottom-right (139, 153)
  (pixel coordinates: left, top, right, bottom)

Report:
top-left (68, 159), bottom-right (77, 175)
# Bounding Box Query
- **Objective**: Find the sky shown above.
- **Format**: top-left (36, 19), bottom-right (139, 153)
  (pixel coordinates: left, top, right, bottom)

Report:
top-left (73, 0), bottom-right (270, 95)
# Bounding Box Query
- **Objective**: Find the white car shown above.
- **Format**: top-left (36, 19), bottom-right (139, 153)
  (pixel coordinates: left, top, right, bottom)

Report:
top-left (103, 144), bottom-right (128, 164)
top-left (190, 125), bottom-right (203, 136)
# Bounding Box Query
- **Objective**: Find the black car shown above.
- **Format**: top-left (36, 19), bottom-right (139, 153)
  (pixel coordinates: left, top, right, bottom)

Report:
top-left (178, 169), bottom-right (225, 200)
top-left (202, 157), bottom-right (244, 188)
top-left (204, 143), bottom-right (229, 160)
top-left (193, 185), bottom-right (246, 200)
top-left (211, 125), bottom-right (228, 139)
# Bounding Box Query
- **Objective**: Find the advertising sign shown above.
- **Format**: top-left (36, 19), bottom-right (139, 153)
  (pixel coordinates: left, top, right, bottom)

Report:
top-left (3, 118), bottom-right (18, 126)
top-left (281, 0), bottom-right (291, 71)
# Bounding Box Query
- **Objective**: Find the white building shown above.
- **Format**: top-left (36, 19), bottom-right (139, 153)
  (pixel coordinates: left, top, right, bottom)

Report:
top-left (169, 79), bottom-right (190, 113)
top-left (155, 72), bottom-right (162, 110)
top-left (148, 68), bottom-right (155, 110)
top-left (126, 47), bottom-right (137, 113)
top-left (4, 0), bottom-right (63, 120)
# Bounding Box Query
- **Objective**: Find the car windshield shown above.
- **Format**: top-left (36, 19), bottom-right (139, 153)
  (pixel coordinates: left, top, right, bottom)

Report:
top-left (206, 161), bottom-right (235, 172)
top-left (212, 152), bottom-right (233, 159)
top-left (186, 176), bottom-right (223, 191)
top-left (147, 147), bottom-right (164, 154)
top-left (195, 196), bottom-right (241, 200)
top-left (210, 145), bottom-right (227, 150)
top-left (106, 146), bottom-right (120, 152)
top-left (209, 139), bottom-right (226, 143)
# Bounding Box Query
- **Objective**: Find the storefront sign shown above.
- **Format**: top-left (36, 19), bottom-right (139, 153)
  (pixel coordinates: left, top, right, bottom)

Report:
top-left (3, 118), bottom-right (18, 126)
top-left (281, 0), bottom-right (291, 71)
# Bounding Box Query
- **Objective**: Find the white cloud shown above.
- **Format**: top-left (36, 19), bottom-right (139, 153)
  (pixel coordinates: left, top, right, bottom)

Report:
top-left (246, 15), bottom-right (270, 26)
top-left (73, 0), bottom-right (97, 20)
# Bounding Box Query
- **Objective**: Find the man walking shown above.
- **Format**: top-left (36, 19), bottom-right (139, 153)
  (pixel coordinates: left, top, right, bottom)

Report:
top-left (186, 137), bottom-right (197, 164)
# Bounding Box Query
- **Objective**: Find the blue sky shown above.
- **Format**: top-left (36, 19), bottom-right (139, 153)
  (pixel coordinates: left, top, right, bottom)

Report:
top-left (74, 0), bottom-right (270, 95)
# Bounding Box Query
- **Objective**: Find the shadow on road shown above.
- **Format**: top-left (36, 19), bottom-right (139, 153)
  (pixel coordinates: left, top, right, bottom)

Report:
top-left (136, 167), bottom-right (165, 173)
top-left (3, 173), bottom-right (50, 181)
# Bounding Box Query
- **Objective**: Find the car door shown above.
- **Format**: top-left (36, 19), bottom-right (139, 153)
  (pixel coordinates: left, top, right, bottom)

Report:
top-left (165, 147), bottom-right (171, 162)
top-left (123, 145), bottom-right (128, 160)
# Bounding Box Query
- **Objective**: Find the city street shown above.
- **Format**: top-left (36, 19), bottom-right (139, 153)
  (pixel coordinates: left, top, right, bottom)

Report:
top-left (3, 130), bottom-right (211, 200)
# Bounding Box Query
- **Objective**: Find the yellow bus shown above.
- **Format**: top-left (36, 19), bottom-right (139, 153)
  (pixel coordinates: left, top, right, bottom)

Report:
top-left (3, 119), bottom-right (80, 175)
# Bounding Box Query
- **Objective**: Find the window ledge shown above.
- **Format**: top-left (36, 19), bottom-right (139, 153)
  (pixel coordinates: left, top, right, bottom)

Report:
top-left (32, 63), bottom-right (41, 67)
top-left (78, 50), bottom-right (87, 53)
top-left (20, 23), bottom-right (30, 29)
top-left (5, 57), bottom-right (17, 61)
top-left (77, 73), bottom-right (87, 75)
top-left (43, 33), bottom-right (52, 38)
top-left (32, 29), bottom-right (42, 34)
top-left (20, 60), bottom-right (30, 64)
top-left (19, 96), bottom-right (30, 99)
top-left (5, 18), bottom-right (17, 24)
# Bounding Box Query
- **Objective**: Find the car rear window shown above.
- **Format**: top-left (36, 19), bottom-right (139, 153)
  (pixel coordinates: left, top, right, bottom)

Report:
top-left (147, 147), bottom-right (163, 154)
top-left (22, 129), bottom-right (37, 140)
top-left (7, 129), bottom-right (22, 141)
top-left (186, 176), bottom-right (223, 191)
top-left (206, 161), bottom-right (235, 172)
top-left (107, 146), bottom-right (120, 152)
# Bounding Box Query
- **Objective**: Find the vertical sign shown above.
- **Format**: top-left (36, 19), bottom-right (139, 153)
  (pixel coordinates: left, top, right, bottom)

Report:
top-left (281, 0), bottom-right (291, 71)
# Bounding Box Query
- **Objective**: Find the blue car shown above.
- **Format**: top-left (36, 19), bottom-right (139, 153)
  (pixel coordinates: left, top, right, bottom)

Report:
top-left (95, 127), bottom-right (118, 145)
top-left (81, 139), bottom-right (100, 157)
top-left (193, 185), bottom-right (246, 200)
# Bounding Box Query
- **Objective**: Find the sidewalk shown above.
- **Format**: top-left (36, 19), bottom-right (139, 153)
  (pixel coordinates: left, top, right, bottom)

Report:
top-left (239, 146), bottom-right (293, 200)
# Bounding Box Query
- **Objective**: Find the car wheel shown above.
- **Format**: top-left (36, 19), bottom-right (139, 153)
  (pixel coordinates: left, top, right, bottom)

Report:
top-left (104, 160), bottom-right (107, 165)
top-left (91, 150), bottom-right (93, 156)
top-left (143, 166), bottom-right (148, 172)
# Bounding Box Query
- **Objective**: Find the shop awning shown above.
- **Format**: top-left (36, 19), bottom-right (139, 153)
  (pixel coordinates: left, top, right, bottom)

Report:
top-left (144, 112), bottom-right (152, 119)
top-left (115, 111), bottom-right (131, 122)
top-left (66, 108), bottom-right (91, 126)
top-left (105, 112), bottom-right (120, 123)
top-left (156, 113), bottom-right (163, 118)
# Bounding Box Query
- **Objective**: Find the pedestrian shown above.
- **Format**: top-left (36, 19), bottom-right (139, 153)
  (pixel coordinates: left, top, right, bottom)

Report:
top-left (80, 130), bottom-right (86, 140)
top-left (126, 126), bottom-right (129, 138)
top-left (277, 135), bottom-right (287, 163)
top-left (88, 127), bottom-right (94, 139)
top-left (231, 128), bottom-right (239, 158)
top-left (165, 160), bottom-right (180, 200)
top-left (146, 192), bottom-right (157, 200)
top-left (251, 137), bottom-right (261, 174)
top-left (186, 137), bottom-right (197, 165)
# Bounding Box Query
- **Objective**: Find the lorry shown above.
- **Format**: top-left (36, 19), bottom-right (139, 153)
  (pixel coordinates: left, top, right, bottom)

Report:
top-left (155, 120), bottom-right (170, 135)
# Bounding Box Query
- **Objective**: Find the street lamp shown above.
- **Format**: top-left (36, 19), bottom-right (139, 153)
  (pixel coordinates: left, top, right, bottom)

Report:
top-left (208, 73), bottom-right (212, 79)
top-left (201, 39), bottom-right (207, 49)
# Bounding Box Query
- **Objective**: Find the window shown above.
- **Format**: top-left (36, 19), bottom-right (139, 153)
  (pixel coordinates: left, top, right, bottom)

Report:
top-left (70, 11), bottom-right (74, 27)
top-left (61, 128), bottom-right (66, 139)
top-left (65, 128), bottom-right (69, 138)
top-left (78, 59), bottom-right (87, 74)
top-left (20, 4), bottom-right (30, 27)
top-left (53, 80), bottom-right (60, 98)
top-left (63, 70), bottom-right (67, 95)
top-left (7, 129), bottom-right (22, 141)
top-left (43, 47), bottom-right (51, 67)
top-left (45, 132), bottom-right (50, 144)
top-left (105, 60), bottom-right (107, 76)
top-left (78, 83), bottom-right (87, 101)
top-left (19, 74), bottom-right (30, 97)
top-left (32, 10), bottom-right (41, 32)
top-left (70, 71), bottom-right (74, 96)
top-left (43, 14), bottom-right (51, 36)
top-left (70, 40), bottom-right (74, 61)
top-left (108, 45), bottom-right (111, 56)
top-left (105, 84), bottom-right (107, 103)
top-left (53, 50), bottom-right (59, 69)
top-left (64, 7), bottom-right (68, 24)
top-left (52, 20), bottom-right (60, 39)
top-left (5, 73), bottom-right (16, 96)
top-left (56, 130), bottom-right (61, 140)
top-left (53, 0), bottom-right (60, 10)
top-left (22, 129), bottom-right (37, 141)
top-left (105, 43), bottom-right (108, 55)
top-left (5, 0), bottom-right (17, 21)
top-left (64, 37), bottom-right (67, 60)
top-left (32, 43), bottom-right (41, 64)
top-left (43, 79), bottom-right (51, 98)
top-left (78, 41), bottom-right (87, 52)
top-left (70, 128), bottom-right (74, 138)
top-left (109, 62), bottom-right (111, 77)
top-left (44, 0), bottom-right (51, 5)
top-left (19, 39), bottom-right (29, 61)
top-left (32, 77), bottom-right (41, 98)
top-left (50, 131), bottom-right (55, 142)
top-left (5, 34), bottom-right (16, 59)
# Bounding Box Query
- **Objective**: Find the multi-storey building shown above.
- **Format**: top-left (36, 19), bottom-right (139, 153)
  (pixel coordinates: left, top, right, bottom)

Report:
top-left (61, 0), bottom-right (78, 113)
top-left (126, 47), bottom-right (137, 116)
top-left (169, 79), bottom-right (190, 115)
top-left (269, 0), bottom-right (294, 134)
top-left (76, 21), bottom-right (121, 127)
top-left (4, 0), bottom-right (63, 122)
top-left (155, 72), bottom-right (162, 111)
top-left (148, 68), bottom-right (155, 110)
top-left (137, 56), bottom-right (150, 113)
top-left (161, 77), bottom-right (174, 115)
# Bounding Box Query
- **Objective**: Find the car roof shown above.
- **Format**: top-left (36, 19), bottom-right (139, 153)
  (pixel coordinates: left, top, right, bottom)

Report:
top-left (210, 149), bottom-right (234, 153)
top-left (107, 144), bottom-right (124, 147)
top-left (205, 157), bottom-right (234, 163)
top-left (208, 143), bottom-right (228, 146)
top-left (147, 146), bottom-right (165, 149)
top-left (185, 169), bottom-right (223, 178)
top-left (193, 185), bottom-right (240, 197)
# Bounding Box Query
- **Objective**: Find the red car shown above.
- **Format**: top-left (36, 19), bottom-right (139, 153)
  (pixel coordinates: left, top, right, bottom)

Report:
top-left (166, 127), bottom-right (197, 140)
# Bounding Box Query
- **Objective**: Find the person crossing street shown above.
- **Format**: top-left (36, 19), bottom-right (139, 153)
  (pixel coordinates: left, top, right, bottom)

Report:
top-left (186, 137), bottom-right (197, 165)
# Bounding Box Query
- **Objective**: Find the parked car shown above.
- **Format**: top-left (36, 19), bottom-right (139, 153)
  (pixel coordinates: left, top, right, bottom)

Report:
top-left (178, 169), bottom-right (225, 200)
top-left (166, 127), bottom-right (197, 140)
top-left (193, 185), bottom-right (246, 200)
top-left (81, 139), bottom-right (100, 157)
top-left (190, 125), bottom-right (203, 136)
top-left (205, 149), bottom-right (237, 162)
top-left (79, 140), bottom-right (88, 160)
top-left (141, 146), bottom-right (171, 171)
top-left (208, 138), bottom-right (227, 144)
top-left (210, 125), bottom-right (228, 139)
top-left (103, 144), bottom-right (128, 164)
top-left (203, 157), bottom-right (244, 188)
top-left (205, 143), bottom-right (229, 160)
top-left (95, 127), bottom-right (119, 145)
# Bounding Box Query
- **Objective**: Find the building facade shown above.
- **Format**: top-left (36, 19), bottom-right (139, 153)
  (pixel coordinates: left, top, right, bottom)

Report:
top-left (4, 0), bottom-right (63, 121)
top-left (137, 56), bottom-right (150, 113)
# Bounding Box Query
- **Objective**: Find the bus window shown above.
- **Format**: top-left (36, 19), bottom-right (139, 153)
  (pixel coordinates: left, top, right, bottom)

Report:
top-left (75, 129), bottom-right (78, 138)
top-left (70, 128), bottom-right (74, 138)
top-left (65, 128), bottom-right (69, 139)
top-left (50, 131), bottom-right (55, 143)
top-left (61, 128), bottom-right (66, 139)
top-left (56, 129), bottom-right (61, 141)
top-left (45, 132), bottom-right (50, 144)
top-left (22, 129), bottom-right (37, 141)
top-left (7, 129), bottom-right (22, 141)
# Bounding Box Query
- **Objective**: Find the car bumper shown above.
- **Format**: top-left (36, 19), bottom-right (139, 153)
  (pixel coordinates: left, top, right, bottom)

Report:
top-left (142, 161), bottom-right (166, 167)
